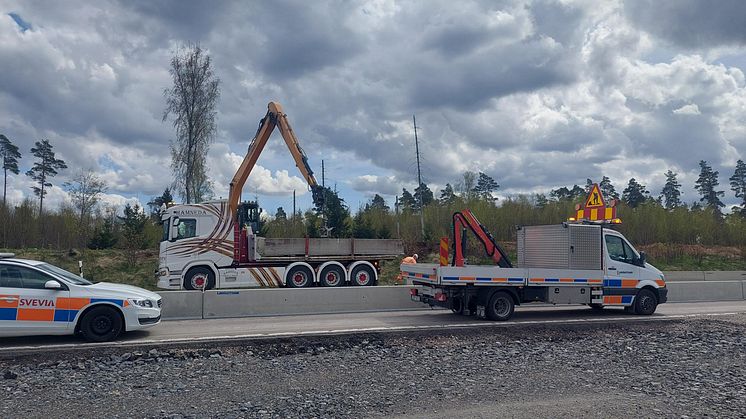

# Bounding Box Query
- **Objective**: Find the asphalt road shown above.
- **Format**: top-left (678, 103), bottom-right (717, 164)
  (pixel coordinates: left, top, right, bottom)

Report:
top-left (2, 300), bottom-right (745, 354)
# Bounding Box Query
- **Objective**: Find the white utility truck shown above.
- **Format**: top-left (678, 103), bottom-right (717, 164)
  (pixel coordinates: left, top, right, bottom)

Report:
top-left (405, 186), bottom-right (667, 320)
top-left (157, 102), bottom-right (403, 290)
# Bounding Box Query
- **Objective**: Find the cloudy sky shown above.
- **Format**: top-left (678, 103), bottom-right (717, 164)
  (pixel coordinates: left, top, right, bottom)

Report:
top-left (2, 0), bottom-right (746, 215)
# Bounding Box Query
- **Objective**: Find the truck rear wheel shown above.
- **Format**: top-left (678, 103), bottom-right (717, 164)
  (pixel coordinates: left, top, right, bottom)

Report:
top-left (634, 289), bottom-right (658, 315)
top-left (486, 291), bottom-right (515, 321)
top-left (286, 265), bottom-right (313, 288)
top-left (320, 265), bottom-right (345, 287)
top-left (184, 267), bottom-right (215, 290)
top-left (350, 264), bottom-right (376, 286)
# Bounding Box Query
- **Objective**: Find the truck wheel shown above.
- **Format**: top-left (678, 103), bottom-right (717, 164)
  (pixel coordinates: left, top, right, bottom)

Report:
top-left (79, 305), bottom-right (123, 342)
top-left (320, 265), bottom-right (345, 287)
top-left (184, 267), bottom-right (215, 290)
top-left (486, 292), bottom-right (515, 321)
top-left (350, 264), bottom-right (376, 286)
top-left (286, 265), bottom-right (313, 288)
top-left (450, 296), bottom-right (464, 315)
top-left (634, 289), bottom-right (658, 315)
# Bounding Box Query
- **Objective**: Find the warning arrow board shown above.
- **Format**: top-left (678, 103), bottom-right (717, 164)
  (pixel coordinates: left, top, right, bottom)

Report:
top-left (585, 184), bottom-right (605, 208)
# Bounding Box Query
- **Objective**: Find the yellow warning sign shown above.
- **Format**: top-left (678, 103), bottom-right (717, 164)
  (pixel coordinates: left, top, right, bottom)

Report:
top-left (585, 184), bottom-right (605, 208)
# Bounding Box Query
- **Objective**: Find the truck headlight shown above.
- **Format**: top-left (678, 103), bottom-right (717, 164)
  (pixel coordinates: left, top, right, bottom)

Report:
top-left (129, 299), bottom-right (154, 308)
top-left (158, 268), bottom-right (169, 277)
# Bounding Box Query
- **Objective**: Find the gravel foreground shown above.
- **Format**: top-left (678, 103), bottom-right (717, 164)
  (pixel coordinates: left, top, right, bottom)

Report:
top-left (2, 314), bottom-right (745, 418)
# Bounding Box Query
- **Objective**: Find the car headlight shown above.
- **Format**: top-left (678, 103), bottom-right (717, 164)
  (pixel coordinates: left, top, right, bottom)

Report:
top-left (129, 299), bottom-right (154, 308)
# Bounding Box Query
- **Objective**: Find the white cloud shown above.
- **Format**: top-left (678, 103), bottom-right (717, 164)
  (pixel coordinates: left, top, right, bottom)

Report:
top-left (672, 104), bottom-right (701, 115)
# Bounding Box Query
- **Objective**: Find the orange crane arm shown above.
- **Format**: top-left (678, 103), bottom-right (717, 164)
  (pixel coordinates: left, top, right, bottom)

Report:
top-left (452, 209), bottom-right (512, 268)
top-left (228, 101), bottom-right (319, 215)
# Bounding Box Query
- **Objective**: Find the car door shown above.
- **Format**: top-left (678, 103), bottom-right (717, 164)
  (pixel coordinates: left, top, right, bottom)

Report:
top-left (0, 264), bottom-right (71, 336)
top-left (604, 234), bottom-right (639, 281)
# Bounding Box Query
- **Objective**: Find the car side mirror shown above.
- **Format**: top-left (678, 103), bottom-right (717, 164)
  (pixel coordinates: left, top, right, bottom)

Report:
top-left (44, 280), bottom-right (63, 290)
top-left (638, 251), bottom-right (646, 266)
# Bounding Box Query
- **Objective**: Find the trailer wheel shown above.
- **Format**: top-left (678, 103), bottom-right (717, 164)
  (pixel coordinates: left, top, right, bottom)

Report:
top-left (320, 265), bottom-right (345, 287)
top-left (486, 292), bottom-right (515, 321)
top-left (286, 265), bottom-right (313, 288)
top-left (351, 264), bottom-right (376, 286)
top-left (184, 267), bottom-right (215, 290)
top-left (634, 289), bottom-right (657, 315)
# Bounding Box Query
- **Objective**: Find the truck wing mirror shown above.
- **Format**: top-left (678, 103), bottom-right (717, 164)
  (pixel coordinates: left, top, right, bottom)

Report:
top-left (171, 217), bottom-right (180, 227)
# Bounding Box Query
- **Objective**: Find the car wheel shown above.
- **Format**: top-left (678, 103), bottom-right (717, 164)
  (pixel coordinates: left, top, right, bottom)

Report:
top-left (634, 289), bottom-right (658, 315)
top-left (486, 291), bottom-right (515, 321)
top-left (184, 267), bottom-right (215, 290)
top-left (350, 264), bottom-right (376, 286)
top-left (319, 265), bottom-right (345, 287)
top-left (80, 305), bottom-right (123, 342)
top-left (286, 265), bottom-right (313, 288)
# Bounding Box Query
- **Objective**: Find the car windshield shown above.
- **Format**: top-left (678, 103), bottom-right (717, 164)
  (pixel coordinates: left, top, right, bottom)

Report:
top-left (36, 263), bottom-right (94, 286)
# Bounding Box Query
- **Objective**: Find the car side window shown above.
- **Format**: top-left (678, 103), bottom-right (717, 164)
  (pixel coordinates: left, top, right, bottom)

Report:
top-left (18, 266), bottom-right (55, 289)
top-left (176, 219), bottom-right (197, 240)
top-left (0, 265), bottom-right (24, 288)
top-left (605, 235), bottom-right (632, 264)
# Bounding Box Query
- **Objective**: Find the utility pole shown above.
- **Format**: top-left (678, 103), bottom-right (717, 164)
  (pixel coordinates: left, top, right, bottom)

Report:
top-left (293, 189), bottom-right (296, 217)
top-left (395, 195), bottom-right (401, 238)
top-left (413, 115), bottom-right (425, 238)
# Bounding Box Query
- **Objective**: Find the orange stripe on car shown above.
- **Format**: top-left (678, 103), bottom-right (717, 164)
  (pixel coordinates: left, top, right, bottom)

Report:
top-left (56, 297), bottom-right (90, 310)
top-left (17, 308), bottom-right (55, 321)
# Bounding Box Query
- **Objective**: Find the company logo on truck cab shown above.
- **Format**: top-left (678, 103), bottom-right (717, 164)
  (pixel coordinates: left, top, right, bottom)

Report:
top-left (173, 209), bottom-right (209, 216)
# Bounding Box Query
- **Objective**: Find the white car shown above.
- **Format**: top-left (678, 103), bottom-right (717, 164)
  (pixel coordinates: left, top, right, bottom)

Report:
top-left (0, 253), bottom-right (162, 342)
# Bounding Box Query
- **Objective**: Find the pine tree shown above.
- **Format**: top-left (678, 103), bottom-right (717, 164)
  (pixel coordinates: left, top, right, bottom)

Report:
top-left (26, 139), bottom-right (67, 215)
top-left (622, 178), bottom-right (649, 208)
top-left (0, 134), bottom-right (22, 206)
top-left (439, 183), bottom-right (457, 205)
top-left (599, 176), bottom-right (619, 200)
top-left (475, 172), bottom-right (500, 201)
top-left (370, 194), bottom-right (389, 212)
top-left (275, 207), bottom-right (287, 220)
top-left (147, 188), bottom-right (174, 218)
top-left (119, 203), bottom-right (148, 265)
top-left (694, 160), bottom-right (724, 213)
top-left (399, 188), bottom-right (416, 213)
top-left (660, 170), bottom-right (683, 209)
top-left (413, 182), bottom-right (434, 209)
top-left (730, 159), bottom-right (746, 215)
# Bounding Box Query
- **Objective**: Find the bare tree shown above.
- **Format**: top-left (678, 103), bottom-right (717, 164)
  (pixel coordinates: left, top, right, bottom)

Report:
top-left (163, 43), bottom-right (220, 204)
top-left (64, 169), bottom-right (108, 244)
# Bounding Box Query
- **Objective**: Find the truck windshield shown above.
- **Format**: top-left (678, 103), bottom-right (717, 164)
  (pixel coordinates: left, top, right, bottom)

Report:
top-left (36, 263), bottom-right (94, 286)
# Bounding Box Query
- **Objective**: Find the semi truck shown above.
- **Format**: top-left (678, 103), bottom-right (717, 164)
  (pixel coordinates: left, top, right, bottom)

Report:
top-left (404, 186), bottom-right (667, 321)
top-left (157, 102), bottom-right (403, 290)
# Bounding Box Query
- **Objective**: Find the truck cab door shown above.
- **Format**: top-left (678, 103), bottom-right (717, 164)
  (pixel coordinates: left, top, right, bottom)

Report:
top-left (604, 234), bottom-right (639, 280)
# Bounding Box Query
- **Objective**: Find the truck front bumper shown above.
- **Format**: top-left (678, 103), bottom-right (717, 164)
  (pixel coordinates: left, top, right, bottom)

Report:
top-left (658, 288), bottom-right (668, 304)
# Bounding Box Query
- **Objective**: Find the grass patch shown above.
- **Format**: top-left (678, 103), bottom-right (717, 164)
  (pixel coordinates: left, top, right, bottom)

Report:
top-left (1, 248), bottom-right (159, 290)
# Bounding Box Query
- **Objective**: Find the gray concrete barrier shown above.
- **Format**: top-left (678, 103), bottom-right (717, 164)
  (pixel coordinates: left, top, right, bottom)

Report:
top-left (663, 271), bottom-right (705, 281)
top-left (202, 286), bottom-right (423, 319)
top-left (666, 281), bottom-right (745, 302)
top-left (159, 291), bottom-right (204, 320)
top-left (704, 271), bottom-right (746, 281)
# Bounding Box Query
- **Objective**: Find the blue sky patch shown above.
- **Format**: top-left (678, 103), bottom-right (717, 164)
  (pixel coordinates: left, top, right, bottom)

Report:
top-left (8, 12), bottom-right (31, 32)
